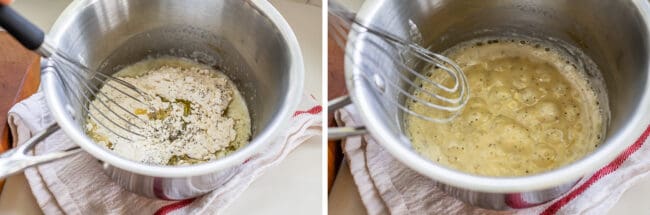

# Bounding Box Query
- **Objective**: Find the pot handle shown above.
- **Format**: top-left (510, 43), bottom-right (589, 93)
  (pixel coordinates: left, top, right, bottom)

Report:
top-left (0, 122), bottom-right (82, 179)
top-left (328, 95), bottom-right (368, 140)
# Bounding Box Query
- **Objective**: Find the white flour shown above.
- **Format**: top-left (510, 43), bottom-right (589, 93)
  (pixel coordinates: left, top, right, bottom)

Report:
top-left (85, 57), bottom-right (251, 165)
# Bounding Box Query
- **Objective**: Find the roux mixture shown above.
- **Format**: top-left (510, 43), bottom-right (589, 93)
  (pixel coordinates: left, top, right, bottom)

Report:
top-left (85, 57), bottom-right (251, 165)
top-left (406, 38), bottom-right (606, 176)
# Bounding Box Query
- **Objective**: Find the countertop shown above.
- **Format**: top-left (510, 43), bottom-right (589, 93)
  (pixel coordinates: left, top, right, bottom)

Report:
top-left (0, 0), bottom-right (323, 214)
top-left (328, 0), bottom-right (650, 215)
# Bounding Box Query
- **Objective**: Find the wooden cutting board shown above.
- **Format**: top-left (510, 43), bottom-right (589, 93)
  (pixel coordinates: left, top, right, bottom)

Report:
top-left (328, 32), bottom-right (346, 192)
top-left (0, 31), bottom-right (42, 191)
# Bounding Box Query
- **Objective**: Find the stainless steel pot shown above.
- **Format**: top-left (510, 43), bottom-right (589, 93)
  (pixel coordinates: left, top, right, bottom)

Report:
top-left (1, 0), bottom-right (303, 200)
top-left (332, 0), bottom-right (650, 210)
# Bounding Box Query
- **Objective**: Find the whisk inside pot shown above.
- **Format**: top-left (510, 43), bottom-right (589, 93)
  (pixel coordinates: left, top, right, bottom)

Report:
top-left (51, 50), bottom-right (151, 141)
top-left (328, 1), bottom-right (470, 123)
top-left (0, 5), bottom-right (150, 141)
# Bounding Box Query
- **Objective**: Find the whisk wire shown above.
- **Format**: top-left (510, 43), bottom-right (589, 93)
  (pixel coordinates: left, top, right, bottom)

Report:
top-left (75, 76), bottom-right (146, 131)
top-left (56, 52), bottom-right (149, 103)
top-left (80, 91), bottom-right (145, 138)
top-left (49, 49), bottom-right (152, 140)
top-left (328, 1), bottom-right (469, 124)
top-left (93, 72), bottom-right (150, 104)
top-left (336, 33), bottom-right (455, 123)
top-left (407, 46), bottom-right (460, 92)
top-left (55, 62), bottom-right (145, 137)
top-left (81, 76), bottom-right (148, 125)
top-left (54, 69), bottom-right (136, 141)
top-left (59, 61), bottom-right (142, 120)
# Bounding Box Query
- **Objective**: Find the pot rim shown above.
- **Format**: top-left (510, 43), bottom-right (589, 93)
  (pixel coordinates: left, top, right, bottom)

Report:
top-left (41, 0), bottom-right (304, 178)
top-left (346, 0), bottom-right (650, 193)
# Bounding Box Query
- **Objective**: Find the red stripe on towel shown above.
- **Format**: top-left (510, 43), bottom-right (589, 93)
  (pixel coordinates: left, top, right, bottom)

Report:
top-left (540, 124), bottom-right (650, 215)
top-left (154, 198), bottom-right (196, 215)
top-left (153, 178), bottom-right (171, 200)
top-left (293, 105), bottom-right (322, 117)
top-left (243, 158), bottom-right (252, 164)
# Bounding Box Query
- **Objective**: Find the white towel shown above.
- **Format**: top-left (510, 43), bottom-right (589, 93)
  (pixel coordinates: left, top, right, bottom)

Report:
top-left (7, 92), bottom-right (322, 215)
top-left (336, 105), bottom-right (650, 215)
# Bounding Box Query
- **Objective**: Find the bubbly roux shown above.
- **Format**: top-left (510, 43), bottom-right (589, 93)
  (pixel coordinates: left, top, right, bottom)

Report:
top-left (406, 38), bottom-right (606, 176)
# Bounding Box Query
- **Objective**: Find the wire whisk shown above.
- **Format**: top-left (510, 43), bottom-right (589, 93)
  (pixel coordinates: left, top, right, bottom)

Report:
top-left (0, 5), bottom-right (151, 141)
top-left (328, 1), bottom-right (470, 123)
top-left (52, 50), bottom-right (152, 141)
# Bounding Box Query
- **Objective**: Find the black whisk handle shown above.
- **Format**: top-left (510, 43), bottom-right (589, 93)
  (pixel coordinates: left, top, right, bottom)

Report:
top-left (0, 5), bottom-right (44, 50)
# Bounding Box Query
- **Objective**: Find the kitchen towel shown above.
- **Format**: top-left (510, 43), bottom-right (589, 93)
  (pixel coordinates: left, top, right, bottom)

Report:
top-left (336, 105), bottom-right (650, 215)
top-left (7, 92), bottom-right (322, 215)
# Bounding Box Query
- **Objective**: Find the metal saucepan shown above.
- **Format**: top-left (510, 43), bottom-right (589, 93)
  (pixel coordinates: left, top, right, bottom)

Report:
top-left (330, 0), bottom-right (650, 210)
top-left (1, 0), bottom-right (303, 200)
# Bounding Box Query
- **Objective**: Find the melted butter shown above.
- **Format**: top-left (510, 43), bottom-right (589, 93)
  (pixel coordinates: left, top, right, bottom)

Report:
top-left (406, 38), bottom-right (606, 176)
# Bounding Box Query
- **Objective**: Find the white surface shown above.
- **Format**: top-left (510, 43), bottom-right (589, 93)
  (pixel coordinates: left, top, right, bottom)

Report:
top-left (0, 0), bottom-right (322, 214)
top-left (328, 0), bottom-right (650, 214)
top-left (329, 160), bottom-right (650, 214)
